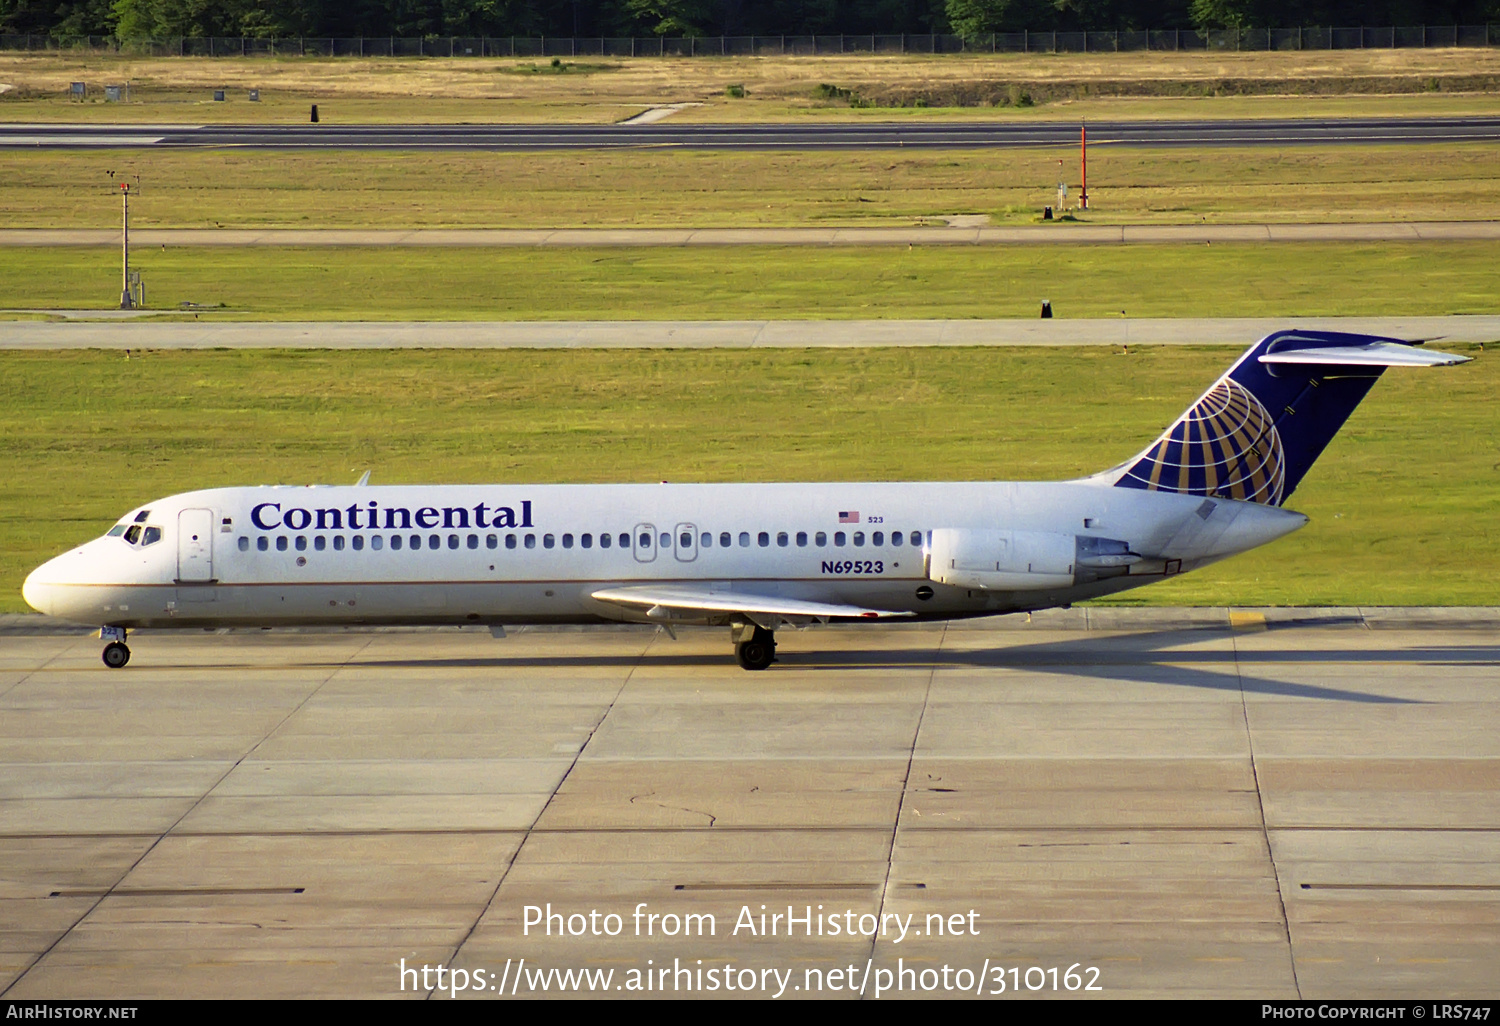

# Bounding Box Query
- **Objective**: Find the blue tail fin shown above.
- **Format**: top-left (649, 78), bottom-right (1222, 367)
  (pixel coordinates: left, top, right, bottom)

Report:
top-left (1111, 330), bottom-right (1469, 506)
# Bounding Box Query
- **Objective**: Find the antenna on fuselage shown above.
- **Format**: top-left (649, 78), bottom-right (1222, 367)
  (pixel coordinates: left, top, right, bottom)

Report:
top-left (355, 470), bottom-right (371, 486)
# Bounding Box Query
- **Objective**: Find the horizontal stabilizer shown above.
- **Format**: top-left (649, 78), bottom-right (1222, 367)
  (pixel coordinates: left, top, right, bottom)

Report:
top-left (1260, 341), bottom-right (1470, 367)
top-left (591, 585), bottom-right (911, 621)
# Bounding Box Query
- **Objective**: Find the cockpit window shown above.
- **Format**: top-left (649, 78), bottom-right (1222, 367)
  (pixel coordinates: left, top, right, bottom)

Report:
top-left (107, 525), bottom-right (128, 537)
top-left (124, 525), bottom-right (142, 544)
top-left (133, 510), bottom-right (150, 523)
top-left (141, 526), bottom-right (162, 546)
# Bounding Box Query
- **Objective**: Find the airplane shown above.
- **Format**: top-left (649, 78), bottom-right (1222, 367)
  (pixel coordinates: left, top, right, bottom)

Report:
top-left (22, 329), bottom-right (1468, 671)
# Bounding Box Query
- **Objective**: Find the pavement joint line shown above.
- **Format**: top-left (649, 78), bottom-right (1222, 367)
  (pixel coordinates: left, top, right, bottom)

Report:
top-left (1232, 626), bottom-right (1301, 999)
top-left (436, 628), bottom-right (655, 999)
top-left (0, 632), bottom-right (375, 1000)
top-left (0, 632), bottom-right (90, 701)
top-left (868, 622), bottom-right (945, 990)
top-left (2, 823), bottom-right (1496, 843)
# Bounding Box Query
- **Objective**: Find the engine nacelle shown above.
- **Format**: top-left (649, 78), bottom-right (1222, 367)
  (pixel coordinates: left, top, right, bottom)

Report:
top-left (927, 529), bottom-right (1075, 590)
top-left (926, 530), bottom-right (1140, 591)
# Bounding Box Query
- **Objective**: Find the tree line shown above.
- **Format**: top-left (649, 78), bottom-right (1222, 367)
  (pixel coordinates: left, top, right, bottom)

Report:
top-left (2, 0), bottom-right (1496, 41)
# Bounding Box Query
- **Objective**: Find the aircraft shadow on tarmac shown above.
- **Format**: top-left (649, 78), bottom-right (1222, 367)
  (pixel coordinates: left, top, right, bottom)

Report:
top-left (322, 625), bottom-right (1500, 705)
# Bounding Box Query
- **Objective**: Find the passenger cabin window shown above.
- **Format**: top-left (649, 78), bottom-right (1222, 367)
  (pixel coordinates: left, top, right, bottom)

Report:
top-left (911, 531), bottom-right (922, 546)
top-left (315, 536), bottom-right (327, 551)
top-left (506, 534), bottom-right (517, 549)
top-left (429, 535), bottom-right (441, 550)
top-left (720, 532), bottom-right (731, 548)
top-left (873, 531), bottom-right (884, 546)
top-left (391, 535), bottom-right (402, 550)
top-left (618, 533), bottom-right (630, 548)
top-left (333, 536), bottom-right (345, 551)
top-left (257, 537), bottom-right (268, 551)
top-left (525, 534), bottom-right (536, 549)
top-left (700, 532), bottom-right (712, 548)
top-left (599, 533), bottom-right (610, 549)
top-left (834, 532), bottom-right (846, 546)
top-left (796, 532), bottom-right (807, 547)
top-left (581, 534), bottom-right (592, 549)
top-left (757, 532), bottom-right (769, 547)
top-left (487, 534), bottom-right (498, 549)
top-left (738, 532), bottom-right (750, 547)
top-left (777, 532), bottom-right (788, 547)
top-left (815, 532), bottom-right (827, 546)
top-left (238, 536), bottom-right (249, 551)
top-left (562, 533), bottom-right (573, 549)
top-left (543, 534), bottom-right (555, 549)
top-left (277, 536), bottom-right (289, 551)
top-left (853, 531), bottom-right (865, 546)
top-left (295, 536), bottom-right (307, 551)
top-left (410, 534), bottom-right (422, 550)
top-left (891, 532), bottom-right (902, 547)
top-left (352, 535), bottom-right (365, 551)
top-left (466, 534), bottom-right (478, 549)
top-left (372, 535), bottom-right (383, 551)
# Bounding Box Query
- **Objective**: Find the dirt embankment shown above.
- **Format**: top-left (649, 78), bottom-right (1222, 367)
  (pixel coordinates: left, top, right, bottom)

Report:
top-left (829, 73), bottom-right (1500, 108)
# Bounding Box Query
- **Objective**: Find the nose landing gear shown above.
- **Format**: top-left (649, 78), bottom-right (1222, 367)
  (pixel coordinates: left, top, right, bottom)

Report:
top-left (101, 626), bottom-right (130, 669)
top-left (733, 624), bottom-right (776, 671)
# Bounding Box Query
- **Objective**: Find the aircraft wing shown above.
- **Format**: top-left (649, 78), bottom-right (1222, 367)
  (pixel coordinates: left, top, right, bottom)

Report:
top-left (590, 585), bottom-right (912, 621)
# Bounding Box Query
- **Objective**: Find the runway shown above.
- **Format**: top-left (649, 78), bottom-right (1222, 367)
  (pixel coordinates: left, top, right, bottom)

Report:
top-left (4, 315), bottom-right (1498, 350)
top-left (4, 116), bottom-right (1499, 151)
top-left (1, 608), bottom-right (1496, 999)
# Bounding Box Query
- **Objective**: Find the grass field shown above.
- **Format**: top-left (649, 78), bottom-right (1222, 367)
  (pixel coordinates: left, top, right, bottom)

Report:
top-left (2, 242), bottom-right (1497, 319)
top-left (1, 345), bottom-right (1493, 613)
top-left (5, 88), bottom-right (1498, 125)
top-left (2, 50), bottom-right (1498, 123)
top-left (5, 143), bottom-right (1498, 229)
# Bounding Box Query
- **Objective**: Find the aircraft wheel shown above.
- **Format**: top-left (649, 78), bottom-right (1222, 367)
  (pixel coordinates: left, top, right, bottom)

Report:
top-left (735, 630), bottom-right (776, 671)
top-left (102, 642), bottom-right (131, 669)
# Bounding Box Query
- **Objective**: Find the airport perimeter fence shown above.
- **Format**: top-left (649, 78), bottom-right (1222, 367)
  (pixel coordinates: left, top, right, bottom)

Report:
top-left (2, 26), bottom-right (1498, 57)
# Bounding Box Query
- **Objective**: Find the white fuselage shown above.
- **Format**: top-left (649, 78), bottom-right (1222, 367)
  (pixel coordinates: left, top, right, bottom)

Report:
top-left (23, 480), bottom-right (1307, 631)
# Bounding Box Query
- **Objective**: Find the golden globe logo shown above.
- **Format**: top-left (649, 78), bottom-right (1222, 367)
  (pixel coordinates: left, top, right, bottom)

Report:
top-left (1125, 379), bottom-right (1285, 506)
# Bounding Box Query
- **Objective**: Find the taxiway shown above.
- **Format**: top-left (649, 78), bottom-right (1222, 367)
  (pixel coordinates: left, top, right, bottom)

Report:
top-left (1, 608), bottom-right (1495, 999)
top-left (4, 117), bottom-right (1499, 151)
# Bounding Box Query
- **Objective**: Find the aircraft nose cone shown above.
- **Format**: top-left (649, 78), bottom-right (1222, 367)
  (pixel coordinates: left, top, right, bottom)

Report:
top-left (22, 561), bottom-right (55, 616)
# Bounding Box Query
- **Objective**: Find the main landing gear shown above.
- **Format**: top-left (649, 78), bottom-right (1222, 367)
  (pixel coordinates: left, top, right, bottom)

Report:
top-left (101, 626), bottom-right (130, 669)
top-left (734, 625), bottom-right (776, 671)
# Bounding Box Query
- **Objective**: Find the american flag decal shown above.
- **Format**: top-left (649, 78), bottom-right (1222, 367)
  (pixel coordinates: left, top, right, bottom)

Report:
top-left (838, 511), bottom-right (860, 523)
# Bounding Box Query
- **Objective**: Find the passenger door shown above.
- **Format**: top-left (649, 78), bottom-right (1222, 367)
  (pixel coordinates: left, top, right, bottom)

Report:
top-left (177, 508), bottom-right (215, 583)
